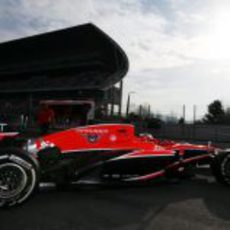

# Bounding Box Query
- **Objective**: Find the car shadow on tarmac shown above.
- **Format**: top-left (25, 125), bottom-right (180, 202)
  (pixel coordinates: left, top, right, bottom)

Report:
top-left (0, 169), bottom-right (230, 230)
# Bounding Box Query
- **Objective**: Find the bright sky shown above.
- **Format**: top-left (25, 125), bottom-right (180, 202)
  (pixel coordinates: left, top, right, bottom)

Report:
top-left (1, 0), bottom-right (230, 120)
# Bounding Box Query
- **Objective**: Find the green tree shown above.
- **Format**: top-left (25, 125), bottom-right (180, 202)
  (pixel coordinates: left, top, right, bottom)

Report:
top-left (203, 100), bottom-right (225, 124)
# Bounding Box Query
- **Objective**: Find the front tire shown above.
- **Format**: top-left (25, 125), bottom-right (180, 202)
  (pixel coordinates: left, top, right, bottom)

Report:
top-left (0, 148), bottom-right (39, 207)
top-left (211, 151), bottom-right (230, 185)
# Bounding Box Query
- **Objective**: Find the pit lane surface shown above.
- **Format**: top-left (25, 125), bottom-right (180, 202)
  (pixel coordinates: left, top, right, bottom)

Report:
top-left (1, 169), bottom-right (230, 230)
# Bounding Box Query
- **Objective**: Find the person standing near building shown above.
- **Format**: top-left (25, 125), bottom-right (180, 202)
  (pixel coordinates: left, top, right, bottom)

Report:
top-left (37, 104), bottom-right (55, 135)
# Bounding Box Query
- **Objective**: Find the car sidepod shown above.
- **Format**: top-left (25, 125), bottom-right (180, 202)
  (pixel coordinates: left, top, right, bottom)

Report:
top-left (99, 149), bottom-right (177, 182)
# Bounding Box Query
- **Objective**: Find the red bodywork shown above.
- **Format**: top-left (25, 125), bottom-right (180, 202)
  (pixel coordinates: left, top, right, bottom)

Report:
top-left (39, 124), bottom-right (213, 155)
top-left (0, 132), bottom-right (19, 141)
top-left (34, 124), bottom-right (214, 182)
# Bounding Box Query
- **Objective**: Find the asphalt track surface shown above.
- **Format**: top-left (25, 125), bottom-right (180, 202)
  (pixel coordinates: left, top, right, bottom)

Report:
top-left (0, 168), bottom-right (230, 230)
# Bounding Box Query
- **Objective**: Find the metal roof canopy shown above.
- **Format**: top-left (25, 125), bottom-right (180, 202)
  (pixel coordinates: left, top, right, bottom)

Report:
top-left (0, 23), bottom-right (128, 93)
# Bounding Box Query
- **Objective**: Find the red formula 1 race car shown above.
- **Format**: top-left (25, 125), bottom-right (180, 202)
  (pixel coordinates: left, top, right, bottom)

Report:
top-left (0, 124), bottom-right (229, 207)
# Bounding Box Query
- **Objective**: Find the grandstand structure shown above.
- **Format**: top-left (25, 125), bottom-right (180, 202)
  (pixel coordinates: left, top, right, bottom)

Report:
top-left (0, 23), bottom-right (128, 126)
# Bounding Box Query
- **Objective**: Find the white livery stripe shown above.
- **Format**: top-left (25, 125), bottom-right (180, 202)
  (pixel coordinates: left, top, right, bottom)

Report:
top-left (62, 148), bottom-right (132, 153)
top-left (110, 152), bottom-right (175, 161)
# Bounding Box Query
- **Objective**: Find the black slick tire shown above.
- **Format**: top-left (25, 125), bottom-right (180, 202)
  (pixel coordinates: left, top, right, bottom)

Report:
top-left (211, 151), bottom-right (230, 186)
top-left (0, 148), bottom-right (39, 208)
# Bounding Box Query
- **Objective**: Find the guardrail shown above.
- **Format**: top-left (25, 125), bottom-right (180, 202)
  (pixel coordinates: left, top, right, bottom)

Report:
top-left (149, 124), bottom-right (230, 143)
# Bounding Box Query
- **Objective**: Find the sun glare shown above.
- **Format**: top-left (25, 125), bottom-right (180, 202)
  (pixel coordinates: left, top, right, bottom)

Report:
top-left (207, 9), bottom-right (230, 59)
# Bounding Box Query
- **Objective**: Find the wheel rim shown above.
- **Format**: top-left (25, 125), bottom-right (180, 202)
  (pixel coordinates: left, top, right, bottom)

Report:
top-left (224, 159), bottom-right (230, 176)
top-left (221, 155), bottom-right (230, 179)
top-left (0, 163), bottom-right (27, 199)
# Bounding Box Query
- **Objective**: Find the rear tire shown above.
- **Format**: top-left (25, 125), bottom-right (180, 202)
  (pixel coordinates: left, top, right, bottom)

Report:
top-left (211, 151), bottom-right (230, 185)
top-left (0, 148), bottom-right (39, 207)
